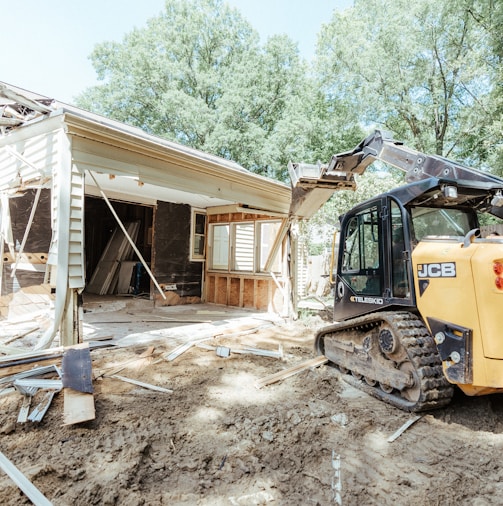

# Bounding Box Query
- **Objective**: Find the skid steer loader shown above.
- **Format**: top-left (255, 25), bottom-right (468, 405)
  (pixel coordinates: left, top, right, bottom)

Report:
top-left (290, 130), bottom-right (503, 411)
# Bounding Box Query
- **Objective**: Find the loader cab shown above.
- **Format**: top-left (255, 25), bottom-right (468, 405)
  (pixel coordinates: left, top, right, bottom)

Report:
top-left (334, 178), bottom-right (484, 322)
top-left (335, 197), bottom-right (415, 321)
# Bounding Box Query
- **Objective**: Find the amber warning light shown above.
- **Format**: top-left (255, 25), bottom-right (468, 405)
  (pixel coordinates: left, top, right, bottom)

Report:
top-left (493, 261), bottom-right (503, 290)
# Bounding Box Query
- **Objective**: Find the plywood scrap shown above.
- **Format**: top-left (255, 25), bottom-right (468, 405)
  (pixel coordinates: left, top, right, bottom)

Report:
top-left (63, 388), bottom-right (95, 425)
top-left (255, 355), bottom-right (328, 389)
top-left (108, 374), bottom-right (173, 394)
top-left (387, 415), bottom-right (423, 443)
top-left (0, 450), bottom-right (53, 506)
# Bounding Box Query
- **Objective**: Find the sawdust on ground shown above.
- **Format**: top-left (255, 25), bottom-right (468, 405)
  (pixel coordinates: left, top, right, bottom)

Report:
top-left (1, 311), bottom-right (503, 505)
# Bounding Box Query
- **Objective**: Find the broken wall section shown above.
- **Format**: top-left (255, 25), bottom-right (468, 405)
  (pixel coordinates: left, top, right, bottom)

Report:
top-left (152, 202), bottom-right (203, 305)
top-left (1, 189), bottom-right (53, 320)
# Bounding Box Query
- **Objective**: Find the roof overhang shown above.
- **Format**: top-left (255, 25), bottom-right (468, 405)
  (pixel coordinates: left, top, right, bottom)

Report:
top-left (64, 110), bottom-right (291, 213)
top-left (1, 82), bottom-right (291, 214)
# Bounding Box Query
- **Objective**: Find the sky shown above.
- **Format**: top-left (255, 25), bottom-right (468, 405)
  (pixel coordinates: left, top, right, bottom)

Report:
top-left (1, 0), bottom-right (353, 104)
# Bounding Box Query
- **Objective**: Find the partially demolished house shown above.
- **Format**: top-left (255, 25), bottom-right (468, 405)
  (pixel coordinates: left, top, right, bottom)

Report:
top-left (0, 82), bottom-right (314, 350)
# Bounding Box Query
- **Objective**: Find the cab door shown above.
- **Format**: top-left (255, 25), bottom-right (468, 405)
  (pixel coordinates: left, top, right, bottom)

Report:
top-left (335, 202), bottom-right (385, 320)
top-left (334, 198), bottom-right (414, 321)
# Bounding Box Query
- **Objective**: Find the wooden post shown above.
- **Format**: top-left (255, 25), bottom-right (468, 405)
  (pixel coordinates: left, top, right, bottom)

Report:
top-left (60, 289), bottom-right (82, 347)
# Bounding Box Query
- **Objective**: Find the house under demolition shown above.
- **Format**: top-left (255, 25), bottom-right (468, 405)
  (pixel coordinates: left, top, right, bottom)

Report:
top-left (0, 82), bottom-right (339, 350)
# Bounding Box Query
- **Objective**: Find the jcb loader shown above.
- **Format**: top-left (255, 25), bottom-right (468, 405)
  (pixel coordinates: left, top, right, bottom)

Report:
top-left (291, 130), bottom-right (503, 411)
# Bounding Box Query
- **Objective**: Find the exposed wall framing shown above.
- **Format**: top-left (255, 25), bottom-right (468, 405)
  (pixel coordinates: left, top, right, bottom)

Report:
top-left (205, 211), bottom-right (289, 314)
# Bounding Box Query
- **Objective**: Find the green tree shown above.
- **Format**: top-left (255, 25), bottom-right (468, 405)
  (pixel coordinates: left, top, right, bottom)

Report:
top-left (315, 0), bottom-right (495, 160)
top-left (76, 0), bottom-right (322, 181)
top-left (474, 0), bottom-right (503, 175)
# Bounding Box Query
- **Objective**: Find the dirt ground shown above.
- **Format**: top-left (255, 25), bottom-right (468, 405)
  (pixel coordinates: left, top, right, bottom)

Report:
top-left (1, 304), bottom-right (503, 506)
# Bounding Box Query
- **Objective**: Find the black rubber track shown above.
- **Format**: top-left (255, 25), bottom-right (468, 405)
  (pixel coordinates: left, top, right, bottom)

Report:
top-left (315, 311), bottom-right (454, 412)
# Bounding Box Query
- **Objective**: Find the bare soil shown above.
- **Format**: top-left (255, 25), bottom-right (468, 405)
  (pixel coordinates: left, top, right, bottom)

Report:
top-left (1, 311), bottom-right (503, 505)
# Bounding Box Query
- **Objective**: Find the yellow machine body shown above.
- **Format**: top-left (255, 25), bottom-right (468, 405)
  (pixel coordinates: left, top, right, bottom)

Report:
top-left (412, 237), bottom-right (503, 395)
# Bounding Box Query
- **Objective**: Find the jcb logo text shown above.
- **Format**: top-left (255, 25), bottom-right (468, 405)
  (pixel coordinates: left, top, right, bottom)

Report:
top-left (417, 262), bottom-right (456, 278)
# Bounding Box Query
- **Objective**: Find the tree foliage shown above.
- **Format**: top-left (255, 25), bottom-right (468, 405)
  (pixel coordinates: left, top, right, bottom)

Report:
top-left (315, 0), bottom-right (496, 162)
top-left (76, 0), bottom-right (342, 181)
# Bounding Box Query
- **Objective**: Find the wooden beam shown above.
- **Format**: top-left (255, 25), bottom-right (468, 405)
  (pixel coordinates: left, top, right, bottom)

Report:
top-left (255, 355), bottom-right (328, 389)
top-left (63, 388), bottom-right (95, 425)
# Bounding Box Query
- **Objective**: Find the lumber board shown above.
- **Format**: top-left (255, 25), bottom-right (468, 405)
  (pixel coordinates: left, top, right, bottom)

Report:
top-left (108, 374), bottom-right (173, 393)
top-left (255, 355), bottom-right (328, 389)
top-left (387, 415), bottom-right (423, 443)
top-left (63, 388), bottom-right (95, 425)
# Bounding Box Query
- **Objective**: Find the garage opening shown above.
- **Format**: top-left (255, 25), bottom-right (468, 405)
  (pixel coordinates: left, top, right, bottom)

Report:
top-left (84, 196), bottom-right (153, 297)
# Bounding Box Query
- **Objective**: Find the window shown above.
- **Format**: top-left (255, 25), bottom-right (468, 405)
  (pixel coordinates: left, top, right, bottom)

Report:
top-left (258, 221), bottom-right (282, 272)
top-left (211, 224), bottom-right (229, 269)
top-left (391, 201), bottom-right (409, 298)
top-left (233, 223), bottom-right (254, 271)
top-left (208, 219), bottom-right (283, 273)
top-left (190, 209), bottom-right (207, 261)
top-left (411, 207), bottom-right (472, 240)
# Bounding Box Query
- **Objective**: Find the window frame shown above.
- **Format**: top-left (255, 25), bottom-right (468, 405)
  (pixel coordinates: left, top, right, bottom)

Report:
top-left (208, 218), bottom-right (283, 274)
top-left (190, 208), bottom-right (207, 262)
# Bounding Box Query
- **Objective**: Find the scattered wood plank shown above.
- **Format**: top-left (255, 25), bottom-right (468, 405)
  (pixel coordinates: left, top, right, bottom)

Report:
top-left (28, 391), bottom-right (58, 423)
top-left (197, 343), bottom-right (283, 359)
top-left (2, 326), bottom-right (40, 345)
top-left (0, 341), bottom-right (109, 379)
top-left (0, 450), bottom-right (53, 506)
top-left (0, 365), bottom-right (59, 386)
top-left (62, 343), bottom-right (95, 426)
top-left (164, 341), bottom-right (196, 361)
top-left (0, 344), bottom-right (33, 355)
top-left (0, 358), bottom-right (62, 380)
top-left (128, 313), bottom-right (211, 324)
top-left (255, 355), bottom-right (328, 389)
top-left (17, 396), bottom-right (32, 423)
top-left (63, 388), bottom-right (95, 425)
top-left (83, 335), bottom-right (113, 342)
top-left (162, 338), bottom-right (213, 362)
top-left (387, 415), bottom-right (423, 443)
top-left (108, 374), bottom-right (173, 393)
top-left (93, 346), bottom-right (155, 379)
